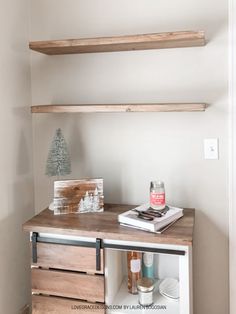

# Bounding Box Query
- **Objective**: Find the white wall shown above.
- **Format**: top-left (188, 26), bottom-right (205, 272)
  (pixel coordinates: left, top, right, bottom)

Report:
top-left (0, 0), bottom-right (34, 313)
top-left (30, 1), bottom-right (229, 313)
top-left (229, 0), bottom-right (236, 313)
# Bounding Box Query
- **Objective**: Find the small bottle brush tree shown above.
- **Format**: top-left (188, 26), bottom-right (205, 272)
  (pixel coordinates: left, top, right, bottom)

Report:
top-left (46, 128), bottom-right (71, 177)
top-left (46, 128), bottom-right (71, 211)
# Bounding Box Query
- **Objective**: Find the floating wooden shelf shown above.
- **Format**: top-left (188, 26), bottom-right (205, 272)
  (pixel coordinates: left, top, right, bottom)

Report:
top-left (31, 103), bottom-right (206, 113)
top-left (29, 31), bottom-right (205, 55)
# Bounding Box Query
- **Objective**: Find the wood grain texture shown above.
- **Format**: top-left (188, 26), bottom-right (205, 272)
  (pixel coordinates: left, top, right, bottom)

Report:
top-left (31, 268), bottom-right (105, 302)
top-left (23, 204), bottom-right (195, 246)
top-left (53, 179), bottom-right (104, 214)
top-left (31, 103), bottom-right (206, 113)
top-left (29, 31), bottom-right (205, 55)
top-left (32, 295), bottom-right (105, 314)
top-left (32, 242), bottom-right (104, 274)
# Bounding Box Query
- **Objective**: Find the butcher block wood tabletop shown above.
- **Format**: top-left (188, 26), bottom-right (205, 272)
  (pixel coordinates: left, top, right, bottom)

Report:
top-left (23, 204), bottom-right (195, 246)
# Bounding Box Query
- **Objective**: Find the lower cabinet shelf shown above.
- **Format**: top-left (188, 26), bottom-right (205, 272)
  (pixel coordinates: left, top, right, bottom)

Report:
top-left (107, 278), bottom-right (179, 314)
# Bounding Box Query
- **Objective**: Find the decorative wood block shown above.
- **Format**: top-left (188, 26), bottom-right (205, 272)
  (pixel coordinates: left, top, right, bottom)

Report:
top-left (53, 178), bottom-right (104, 215)
top-left (31, 268), bottom-right (105, 303)
top-left (32, 295), bottom-right (105, 314)
top-left (29, 31), bottom-right (205, 55)
top-left (31, 103), bottom-right (207, 113)
top-left (31, 242), bottom-right (104, 274)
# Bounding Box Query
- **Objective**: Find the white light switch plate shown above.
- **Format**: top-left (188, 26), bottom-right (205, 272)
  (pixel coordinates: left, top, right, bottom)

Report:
top-left (204, 138), bottom-right (219, 160)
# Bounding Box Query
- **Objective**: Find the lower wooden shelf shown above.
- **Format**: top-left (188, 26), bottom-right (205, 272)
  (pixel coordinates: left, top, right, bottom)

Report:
top-left (31, 103), bottom-right (206, 113)
top-left (108, 279), bottom-right (179, 314)
top-left (29, 31), bottom-right (205, 55)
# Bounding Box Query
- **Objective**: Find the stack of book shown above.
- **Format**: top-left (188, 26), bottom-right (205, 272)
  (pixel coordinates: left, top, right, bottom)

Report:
top-left (118, 203), bottom-right (183, 233)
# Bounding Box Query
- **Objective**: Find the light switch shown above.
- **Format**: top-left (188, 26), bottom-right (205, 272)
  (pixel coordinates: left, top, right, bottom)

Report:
top-left (204, 138), bottom-right (219, 160)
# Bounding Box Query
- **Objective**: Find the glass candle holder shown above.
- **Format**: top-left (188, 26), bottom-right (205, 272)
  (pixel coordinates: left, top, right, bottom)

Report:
top-left (137, 277), bottom-right (155, 307)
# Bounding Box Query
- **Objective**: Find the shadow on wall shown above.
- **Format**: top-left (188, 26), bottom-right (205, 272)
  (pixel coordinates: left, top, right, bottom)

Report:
top-left (69, 116), bottom-right (123, 202)
top-left (193, 209), bottom-right (229, 314)
top-left (0, 176), bottom-right (34, 314)
top-left (0, 117), bottom-right (34, 313)
top-left (69, 116), bottom-right (88, 177)
top-left (17, 131), bottom-right (31, 176)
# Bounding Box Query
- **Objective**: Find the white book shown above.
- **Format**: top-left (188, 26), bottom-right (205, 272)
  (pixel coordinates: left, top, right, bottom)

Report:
top-left (118, 204), bottom-right (183, 232)
top-left (120, 219), bottom-right (180, 234)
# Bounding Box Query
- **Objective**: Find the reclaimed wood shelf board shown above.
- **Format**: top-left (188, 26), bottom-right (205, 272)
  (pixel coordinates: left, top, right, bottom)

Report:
top-left (31, 103), bottom-right (206, 113)
top-left (29, 31), bottom-right (205, 55)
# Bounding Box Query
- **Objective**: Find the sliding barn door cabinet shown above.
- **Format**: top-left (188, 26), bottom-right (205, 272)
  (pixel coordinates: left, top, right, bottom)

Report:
top-left (23, 204), bottom-right (194, 314)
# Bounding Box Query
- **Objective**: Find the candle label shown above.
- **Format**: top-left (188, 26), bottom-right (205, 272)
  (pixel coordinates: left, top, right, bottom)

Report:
top-left (139, 291), bottom-right (153, 306)
top-left (131, 259), bottom-right (141, 273)
top-left (150, 192), bottom-right (165, 206)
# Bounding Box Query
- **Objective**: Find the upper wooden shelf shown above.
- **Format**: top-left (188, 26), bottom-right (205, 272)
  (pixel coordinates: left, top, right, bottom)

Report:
top-left (31, 103), bottom-right (206, 113)
top-left (29, 31), bottom-right (205, 55)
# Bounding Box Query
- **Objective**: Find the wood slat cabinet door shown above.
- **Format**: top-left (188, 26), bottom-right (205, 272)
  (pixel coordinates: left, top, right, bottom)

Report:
top-left (32, 268), bottom-right (105, 303)
top-left (32, 295), bottom-right (105, 314)
top-left (32, 242), bottom-right (104, 274)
